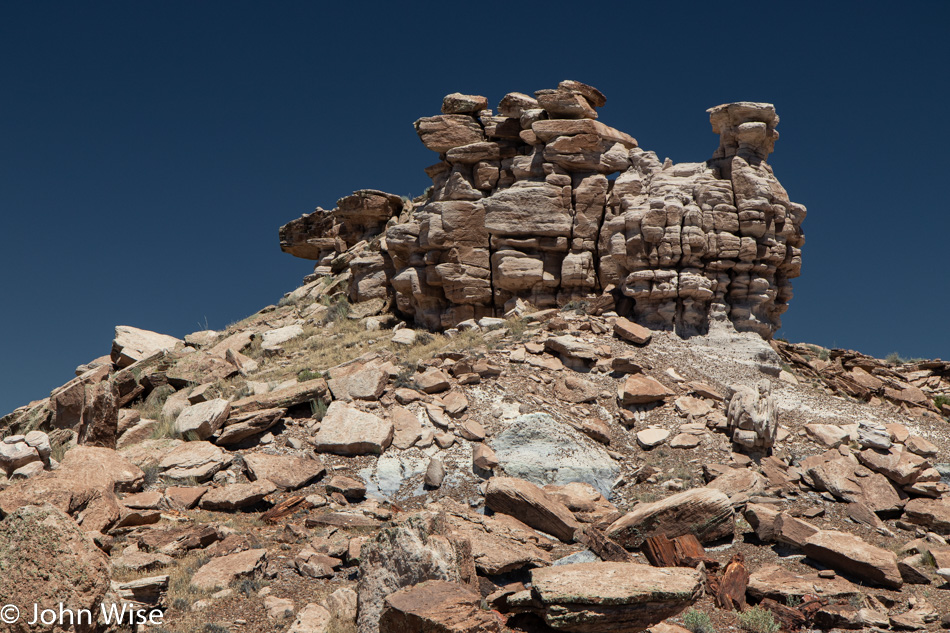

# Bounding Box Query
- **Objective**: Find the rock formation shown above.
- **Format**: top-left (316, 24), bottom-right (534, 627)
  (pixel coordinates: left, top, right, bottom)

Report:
top-left (280, 81), bottom-right (805, 338)
top-left (726, 380), bottom-right (779, 451)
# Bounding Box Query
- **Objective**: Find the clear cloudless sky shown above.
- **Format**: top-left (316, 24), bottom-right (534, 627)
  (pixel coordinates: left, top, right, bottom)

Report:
top-left (2, 1), bottom-right (948, 415)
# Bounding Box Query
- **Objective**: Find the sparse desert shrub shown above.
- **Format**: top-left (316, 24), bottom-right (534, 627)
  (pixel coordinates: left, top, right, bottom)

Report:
top-left (203, 625), bottom-right (230, 633)
top-left (563, 300), bottom-right (590, 314)
top-left (50, 440), bottom-right (68, 462)
top-left (298, 369), bottom-right (322, 382)
top-left (393, 367), bottom-right (419, 390)
top-left (323, 296), bottom-right (350, 323)
top-left (818, 349), bottom-right (830, 361)
top-left (142, 464), bottom-right (162, 487)
top-left (310, 398), bottom-right (328, 421)
top-left (737, 605), bottom-right (779, 633)
top-left (134, 384), bottom-right (175, 420)
top-left (235, 577), bottom-right (263, 596)
top-left (785, 594), bottom-right (802, 608)
top-left (149, 416), bottom-right (180, 440)
top-left (934, 395), bottom-right (950, 410)
top-left (683, 608), bottom-right (715, 633)
top-left (847, 593), bottom-right (866, 609)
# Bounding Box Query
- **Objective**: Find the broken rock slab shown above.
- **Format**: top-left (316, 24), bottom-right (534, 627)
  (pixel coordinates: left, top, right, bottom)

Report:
top-left (111, 325), bottom-right (182, 368)
top-left (174, 398), bottom-right (230, 440)
top-left (199, 480), bottom-right (278, 511)
top-left (607, 488), bottom-right (734, 549)
top-left (485, 476), bottom-right (580, 542)
top-left (379, 580), bottom-right (502, 633)
top-left (746, 564), bottom-right (862, 603)
top-left (158, 441), bottom-right (231, 482)
top-left (513, 562), bottom-right (702, 633)
top-left (190, 548), bottom-right (267, 591)
top-left (619, 374), bottom-right (674, 405)
top-left (313, 402), bottom-right (394, 455)
top-left (244, 452), bottom-right (325, 491)
top-left (803, 529), bottom-right (903, 589)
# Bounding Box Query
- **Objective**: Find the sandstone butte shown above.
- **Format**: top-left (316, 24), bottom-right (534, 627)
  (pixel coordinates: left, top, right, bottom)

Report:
top-left (1, 80), bottom-right (949, 633)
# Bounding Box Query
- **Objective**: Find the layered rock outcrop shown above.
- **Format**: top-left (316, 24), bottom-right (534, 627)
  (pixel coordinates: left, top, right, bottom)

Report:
top-left (282, 81), bottom-right (805, 337)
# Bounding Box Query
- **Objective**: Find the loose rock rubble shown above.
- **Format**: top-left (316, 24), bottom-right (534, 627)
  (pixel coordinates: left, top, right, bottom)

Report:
top-left (1, 80), bottom-right (949, 633)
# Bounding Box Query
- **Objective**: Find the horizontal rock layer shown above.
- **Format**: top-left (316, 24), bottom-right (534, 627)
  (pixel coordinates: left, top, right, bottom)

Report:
top-left (280, 81), bottom-right (805, 339)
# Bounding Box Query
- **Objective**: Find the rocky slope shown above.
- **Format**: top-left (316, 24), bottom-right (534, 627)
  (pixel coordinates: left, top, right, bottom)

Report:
top-left (1, 81), bottom-right (949, 633)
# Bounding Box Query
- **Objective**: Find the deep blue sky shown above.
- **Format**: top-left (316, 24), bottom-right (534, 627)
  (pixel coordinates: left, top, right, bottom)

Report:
top-left (2, 2), bottom-right (948, 415)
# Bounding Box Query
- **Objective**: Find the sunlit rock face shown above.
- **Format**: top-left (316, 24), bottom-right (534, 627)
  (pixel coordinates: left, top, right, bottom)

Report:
top-left (280, 82), bottom-right (805, 339)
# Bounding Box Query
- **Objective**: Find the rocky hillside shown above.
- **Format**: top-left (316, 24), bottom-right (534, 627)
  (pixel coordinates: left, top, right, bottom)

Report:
top-left (1, 81), bottom-right (950, 633)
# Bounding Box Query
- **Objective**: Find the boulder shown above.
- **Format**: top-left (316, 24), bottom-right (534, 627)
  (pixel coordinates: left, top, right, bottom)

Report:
top-left (424, 458), bottom-right (445, 489)
top-left (857, 419), bottom-right (892, 450)
top-left (706, 468), bottom-right (764, 504)
top-left (328, 358), bottom-right (389, 401)
top-left (727, 381), bottom-right (778, 450)
top-left (554, 375), bottom-right (600, 403)
top-left (905, 435), bottom-right (939, 457)
top-left (199, 480), bottom-right (278, 511)
top-left (288, 603), bottom-right (332, 633)
top-left (670, 433), bottom-right (701, 449)
top-left (244, 453), bottom-right (325, 490)
top-left (358, 515), bottom-right (475, 633)
top-left (190, 548), bottom-right (267, 591)
top-left (414, 115), bottom-right (485, 153)
top-left (230, 378), bottom-right (329, 413)
top-left (473, 444), bottom-right (498, 471)
top-left (613, 317), bottom-right (652, 345)
top-left (379, 580), bottom-right (502, 633)
top-left (491, 413), bottom-right (618, 497)
top-left (216, 407), bottom-right (286, 445)
top-left (0, 446), bottom-right (144, 532)
top-left (326, 475), bottom-right (367, 501)
top-left (391, 406), bottom-right (422, 449)
top-left (903, 498), bottom-right (950, 533)
top-left (514, 562), bottom-right (702, 633)
top-left (436, 499), bottom-right (553, 575)
top-left (746, 564), bottom-right (861, 603)
top-left (158, 441), bottom-right (230, 482)
top-left (111, 325), bottom-right (182, 367)
top-left (607, 488), bottom-right (734, 548)
top-left (174, 398), bottom-right (230, 440)
top-left (442, 93), bottom-right (489, 114)
top-left (804, 423), bottom-right (850, 448)
top-left (0, 441), bottom-right (41, 475)
top-left (619, 374), bottom-right (673, 405)
top-left (803, 529), bottom-right (902, 589)
top-left (858, 447), bottom-right (929, 485)
top-left (485, 476), bottom-right (579, 542)
top-left (313, 402), bottom-right (394, 455)
top-left (636, 427), bottom-right (669, 449)
top-left (261, 324), bottom-right (305, 350)
top-left (416, 368), bottom-right (451, 394)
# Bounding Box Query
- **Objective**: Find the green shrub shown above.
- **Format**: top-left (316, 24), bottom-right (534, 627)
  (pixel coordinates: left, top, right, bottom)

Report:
top-left (934, 395), bottom-right (950, 410)
top-left (737, 606), bottom-right (779, 633)
top-left (310, 398), bottom-right (328, 421)
top-left (298, 369), bottom-right (322, 382)
top-left (683, 608), bottom-right (715, 633)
